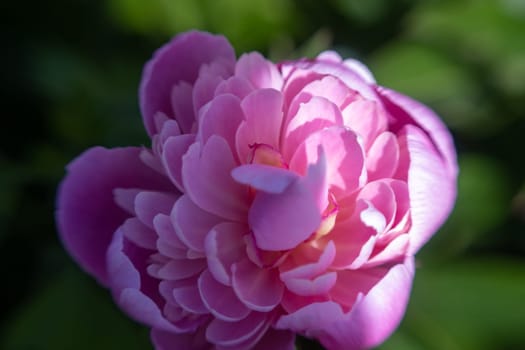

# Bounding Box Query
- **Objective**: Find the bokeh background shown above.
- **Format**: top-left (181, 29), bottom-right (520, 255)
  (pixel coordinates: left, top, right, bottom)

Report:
top-left (2, 0), bottom-right (525, 349)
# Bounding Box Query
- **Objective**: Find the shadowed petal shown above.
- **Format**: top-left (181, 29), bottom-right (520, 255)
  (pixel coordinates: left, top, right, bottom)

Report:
top-left (107, 229), bottom-right (178, 332)
top-left (56, 146), bottom-right (172, 286)
top-left (140, 31), bottom-right (235, 135)
top-left (151, 327), bottom-right (211, 350)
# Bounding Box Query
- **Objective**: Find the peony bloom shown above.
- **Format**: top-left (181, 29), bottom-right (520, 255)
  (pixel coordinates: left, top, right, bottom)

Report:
top-left (56, 31), bottom-right (457, 350)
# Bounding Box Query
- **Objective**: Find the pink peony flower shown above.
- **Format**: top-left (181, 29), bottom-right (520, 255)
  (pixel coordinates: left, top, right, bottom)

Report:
top-left (56, 31), bottom-right (457, 350)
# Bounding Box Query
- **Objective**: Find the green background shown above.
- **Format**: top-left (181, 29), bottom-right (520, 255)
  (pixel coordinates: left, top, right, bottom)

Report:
top-left (1, 0), bottom-right (524, 349)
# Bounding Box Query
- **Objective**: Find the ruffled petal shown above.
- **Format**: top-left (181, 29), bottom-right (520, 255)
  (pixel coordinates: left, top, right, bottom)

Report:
top-left (56, 146), bottom-right (172, 286)
top-left (276, 256), bottom-right (415, 350)
top-left (140, 31), bottom-right (235, 135)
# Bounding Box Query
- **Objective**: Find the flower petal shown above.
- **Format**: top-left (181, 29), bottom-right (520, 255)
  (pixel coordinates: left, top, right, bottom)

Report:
top-left (236, 89), bottom-right (284, 164)
top-left (56, 146), bottom-right (172, 286)
top-left (106, 229), bottom-right (178, 332)
top-left (199, 269), bottom-right (251, 321)
top-left (290, 126), bottom-right (365, 197)
top-left (139, 31), bottom-right (235, 135)
top-left (206, 311), bottom-right (270, 347)
top-left (204, 222), bottom-right (247, 285)
top-left (171, 195), bottom-right (222, 253)
top-left (365, 131), bottom-right (400, 181)
top-left (276, 256), bottom-right (415, 350)
top-left (151, 327), bottom-right (211, 350)
top-left (398, 125), bottom-right (457, 254)
top-left (182, 135), bottom-right (248, 221)
top-left (232, 164), bottom-right (298, 194)
top-left (235, 52), bottom-right (283, 90)
top-left (376, 86), bottom-right (458, 177)
top-left (162, 134), bottom-right (195, 192)
top-left (231, 259), bottom-right (284, 312)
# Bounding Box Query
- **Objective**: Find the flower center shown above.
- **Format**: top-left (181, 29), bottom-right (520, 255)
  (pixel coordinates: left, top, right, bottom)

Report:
top-left (248, 143), bottom-right (288, 168)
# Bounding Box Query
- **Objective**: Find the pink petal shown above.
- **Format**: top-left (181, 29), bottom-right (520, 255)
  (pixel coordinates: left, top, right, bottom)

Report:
top-left (276, 256), bottom-right (415, 350)
top-left (204, 222), bottom-right (247, 285)
top-left (197, 93), bottom-right (244, 160)
top-left (297, 75), bottom-right (351, 108)
top-left (134, 191), bottom-right (177, 229)
top-left (236, 89), bottom-right (284, 164)
top-left (365, 131), bottom-right (400, 181)
top-left (171, 195), bottom-right (222, 253)
top-left (358, 181), bottom-right (396, 230)
top-left (343, 58), bottom-right (376, 84)
top-left (198, 269), bottom-right (251, 321)
top-left (192, 61), bottom-right (232, 117)
top-left (232, 164), bottom-right (298, 194)
top-left (252, 328), bottom-right (295, 350)
top-left (121, 217), bottom-right (157, 250)
top-left (283, 96), bottom-right (343, 160)
top-left (170, 81), bottom-right (195, 134)
top-left (328, 199), bottom-right (381, 269)
top-left (283, 271), bottom-right (337, 296)
top-left (206, 311), bottom-right (270, 347)
top-left (364, 233), bottom-right (410, 268)
top-left (248, 165), bottom-right (324, 251)
top-left (151, 327), bottom-right (211, 350)
top-left (235, 52), bottom-right (283, 90)
top-left (182, 135), bottom-right (248, 221)
top-left (106, 229), bottom-right (177, 332)
top-left (172, 278), bottom-right (209, 314)
top-left (398, 125), bottom-right (457, 254)
top-left (290, 126), bottom-right (365, 197)
top-left (56, 146), bottom-right (172, 286)
top-left (376, 86), bottom-right (458, 177)
top-left (139, 31), bottom-right (235, 135)
top-left (280, 240), bottom-right (336, 280)
top-left (231, 259), bottom-right (284, 312)
top-left (342, 99), bottom-right (388, 151)
top-left (162, 134), bottom-right (196, 192)
top-left (215, 76), bottom-right (255, 99)
top-left (152, 258), bottom-right (207, 281)
top-left (113, 188), bottom-right (141, 215)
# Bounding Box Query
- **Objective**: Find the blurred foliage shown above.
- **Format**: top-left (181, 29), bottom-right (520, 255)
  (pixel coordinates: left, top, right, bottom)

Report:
top-left (1, 0), bottom-right (524, 349)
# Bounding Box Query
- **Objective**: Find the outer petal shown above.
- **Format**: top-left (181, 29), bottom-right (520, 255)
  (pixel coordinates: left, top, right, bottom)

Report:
top-left (139, 31), bottom-right (235, 135)
top-left (376, 86), bottom-right (458, 177)
top-left (276, 256), bottom-right (415, 350)
top-left (151, 328), bottom-right (211, 350)
top-left (398, 125), bottom-right (457, 254)
top-left (107, 229), bottom-right (179, 332)
top-left (56, 146), bottom-right (172, 286)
